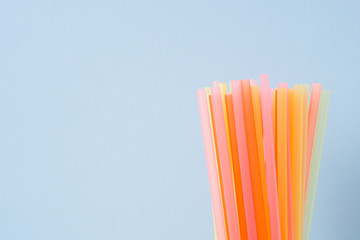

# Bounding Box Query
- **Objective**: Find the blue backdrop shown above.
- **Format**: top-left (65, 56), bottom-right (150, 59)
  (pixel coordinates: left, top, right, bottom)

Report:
top-left (0, 1), bottom-right (359, 239)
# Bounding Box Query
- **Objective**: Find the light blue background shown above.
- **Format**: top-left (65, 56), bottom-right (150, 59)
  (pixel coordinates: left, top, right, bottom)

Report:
top-left (0, 1), bottom-right (359, 239)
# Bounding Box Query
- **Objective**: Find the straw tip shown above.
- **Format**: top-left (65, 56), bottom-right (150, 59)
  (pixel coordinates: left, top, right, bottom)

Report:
top-left (250, 79), bottom-right (257, 85)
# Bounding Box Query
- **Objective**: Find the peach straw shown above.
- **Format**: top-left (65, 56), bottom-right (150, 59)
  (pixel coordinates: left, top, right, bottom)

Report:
top-left (271, 89), bottom-right (277, 177)
top-left (302, 85), bottom-right (310, 190)
top-left (276, 87), bottom-right (289, 240)
top-left (218, 83), bottom-right (241, 238)
top-left (288, 89), bottom-right (296, 239)
top-left (218, 84), bottom-right (234, 187)
top-left (241, 80), bottom-right (268, 240)
top-left (207, 87), bottom-right (230, 239)
top-left (250, 81), bottom-right (271, 240)
top-left (225, 94), bottom-right (248, 240)
top-left (290, 85), bottom-right (304, 240)
top-left (211, 87), bottom-right (241, 240)
top-left (259, 75), bottom-right (281, 240)
top-left (301, 85), bottom-right (310, 237)
top-left (299, 86), bottom-right (306, 240)
top-left (209, 95), bottom-right (231, 240)
top-left (231, 80), bottom-right (257, 240)
top-left (271, 89), bottom-right (276, 145)
top-left (278, 82), bottom-right (294, 240)
top-left (305, 84), bottom-right (322, 195)
top-left (303, 90), bottom-right (330, 240)
top-left (197, 88), bottom-right (227, 240)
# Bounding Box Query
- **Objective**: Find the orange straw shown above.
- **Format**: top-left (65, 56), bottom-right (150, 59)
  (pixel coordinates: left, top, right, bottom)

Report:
top-left (231, 80), bottom-right (258, 240)
top-left (241, 80), bottom-right (268, 240)
top-left (225, 94), bottom-right (248, 240)
top-left (291, 85), bottom-right (304, 240)
top-left (250, 82), bottom-right (271, 240)
top-left (211, 87), bottom-right (240, 240)
top-left (278, 83), bottom-right (294, 240)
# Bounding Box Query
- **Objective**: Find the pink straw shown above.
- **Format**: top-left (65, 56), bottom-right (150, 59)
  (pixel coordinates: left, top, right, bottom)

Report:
top-left (211, 87), bottom-right (241, 240)
top-left (213, 81), bottom-right (221, 88)
top-left (197, 89), bottom-right (227, 240)
top-left (259, 74), bottom-right (281, 240)
top-left (231, 80), bottom-right (258, 240)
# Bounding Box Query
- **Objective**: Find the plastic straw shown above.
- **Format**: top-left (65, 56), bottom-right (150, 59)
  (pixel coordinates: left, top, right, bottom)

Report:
top-left (197, 76), bottom-right (329, 240)
top-left (219, 84), bottom-right (235, 188)
top-left (291, 85), bottom-right (304, 240)
top-left (278, 82), bottom-right (294, 240)
top-left (225, 94), bottom-right (248, 240)
top-left (277, 87), bottom-right (289, 240)
top-left (271, 89), bottom-right (278, 178)
top-left (301, 85), bottom-right (309, 238)
top-left (241, 80), bottom-right (268, 240)
top-left (208, 92), bottom-right (231, 240)
top-left (259, 75), bottom-right (281, 240)
top-left (207, 87), bottom-right (231, 240)
top-left (211, 87), bottom-right (241, 240)
top-left (197, 88), bottom-right (227, 240)
top-left (219, 84), bottom-right (241, 238)
top-left (305, 84), bottom-right (322, 194)
top-left (231, 80), bottom-right (258, 240)
top-left (250, 82), bottom-right (272, 240)
top-left (303, 90), bottom-right (330, 240)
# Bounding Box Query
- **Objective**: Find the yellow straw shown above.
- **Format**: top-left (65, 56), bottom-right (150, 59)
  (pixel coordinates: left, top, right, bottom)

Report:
top-left (276, 87), bottom-right (288, 240)
top-left (290, 85), bottom-right (304, 240)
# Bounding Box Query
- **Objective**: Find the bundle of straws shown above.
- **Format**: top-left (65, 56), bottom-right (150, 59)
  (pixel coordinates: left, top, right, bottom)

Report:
top-left (196, 74), bottom-right (330, 240)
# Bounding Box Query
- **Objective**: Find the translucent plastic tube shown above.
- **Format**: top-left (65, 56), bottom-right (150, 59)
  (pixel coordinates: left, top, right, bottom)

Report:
top-left (225, 94), bottom-right (248, 240)
top-left (250, 82), bottom-right (271, 240)
top-left (277, 87), bottom-right (289, 240)
top-left (231, 80), bottom-right (258, 240)
top-left (279, 82), bottom-right (294, 240)
top-left (305, 84), bottom-right (322, 194)
top-left (259, 75), bottom-right (281, 240)
top-left (196, 88), bottom-right (227, 240)
top-left (241, 80), bottom-right (269, 240)
top-left (303, 90), bottom-right (330, 240)
top-left (290, 85), bottom-right (304, 240)
top-left (211, 87), bottom-right (240, 240)
top-left (197, 76), bottom-right (330, 240)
